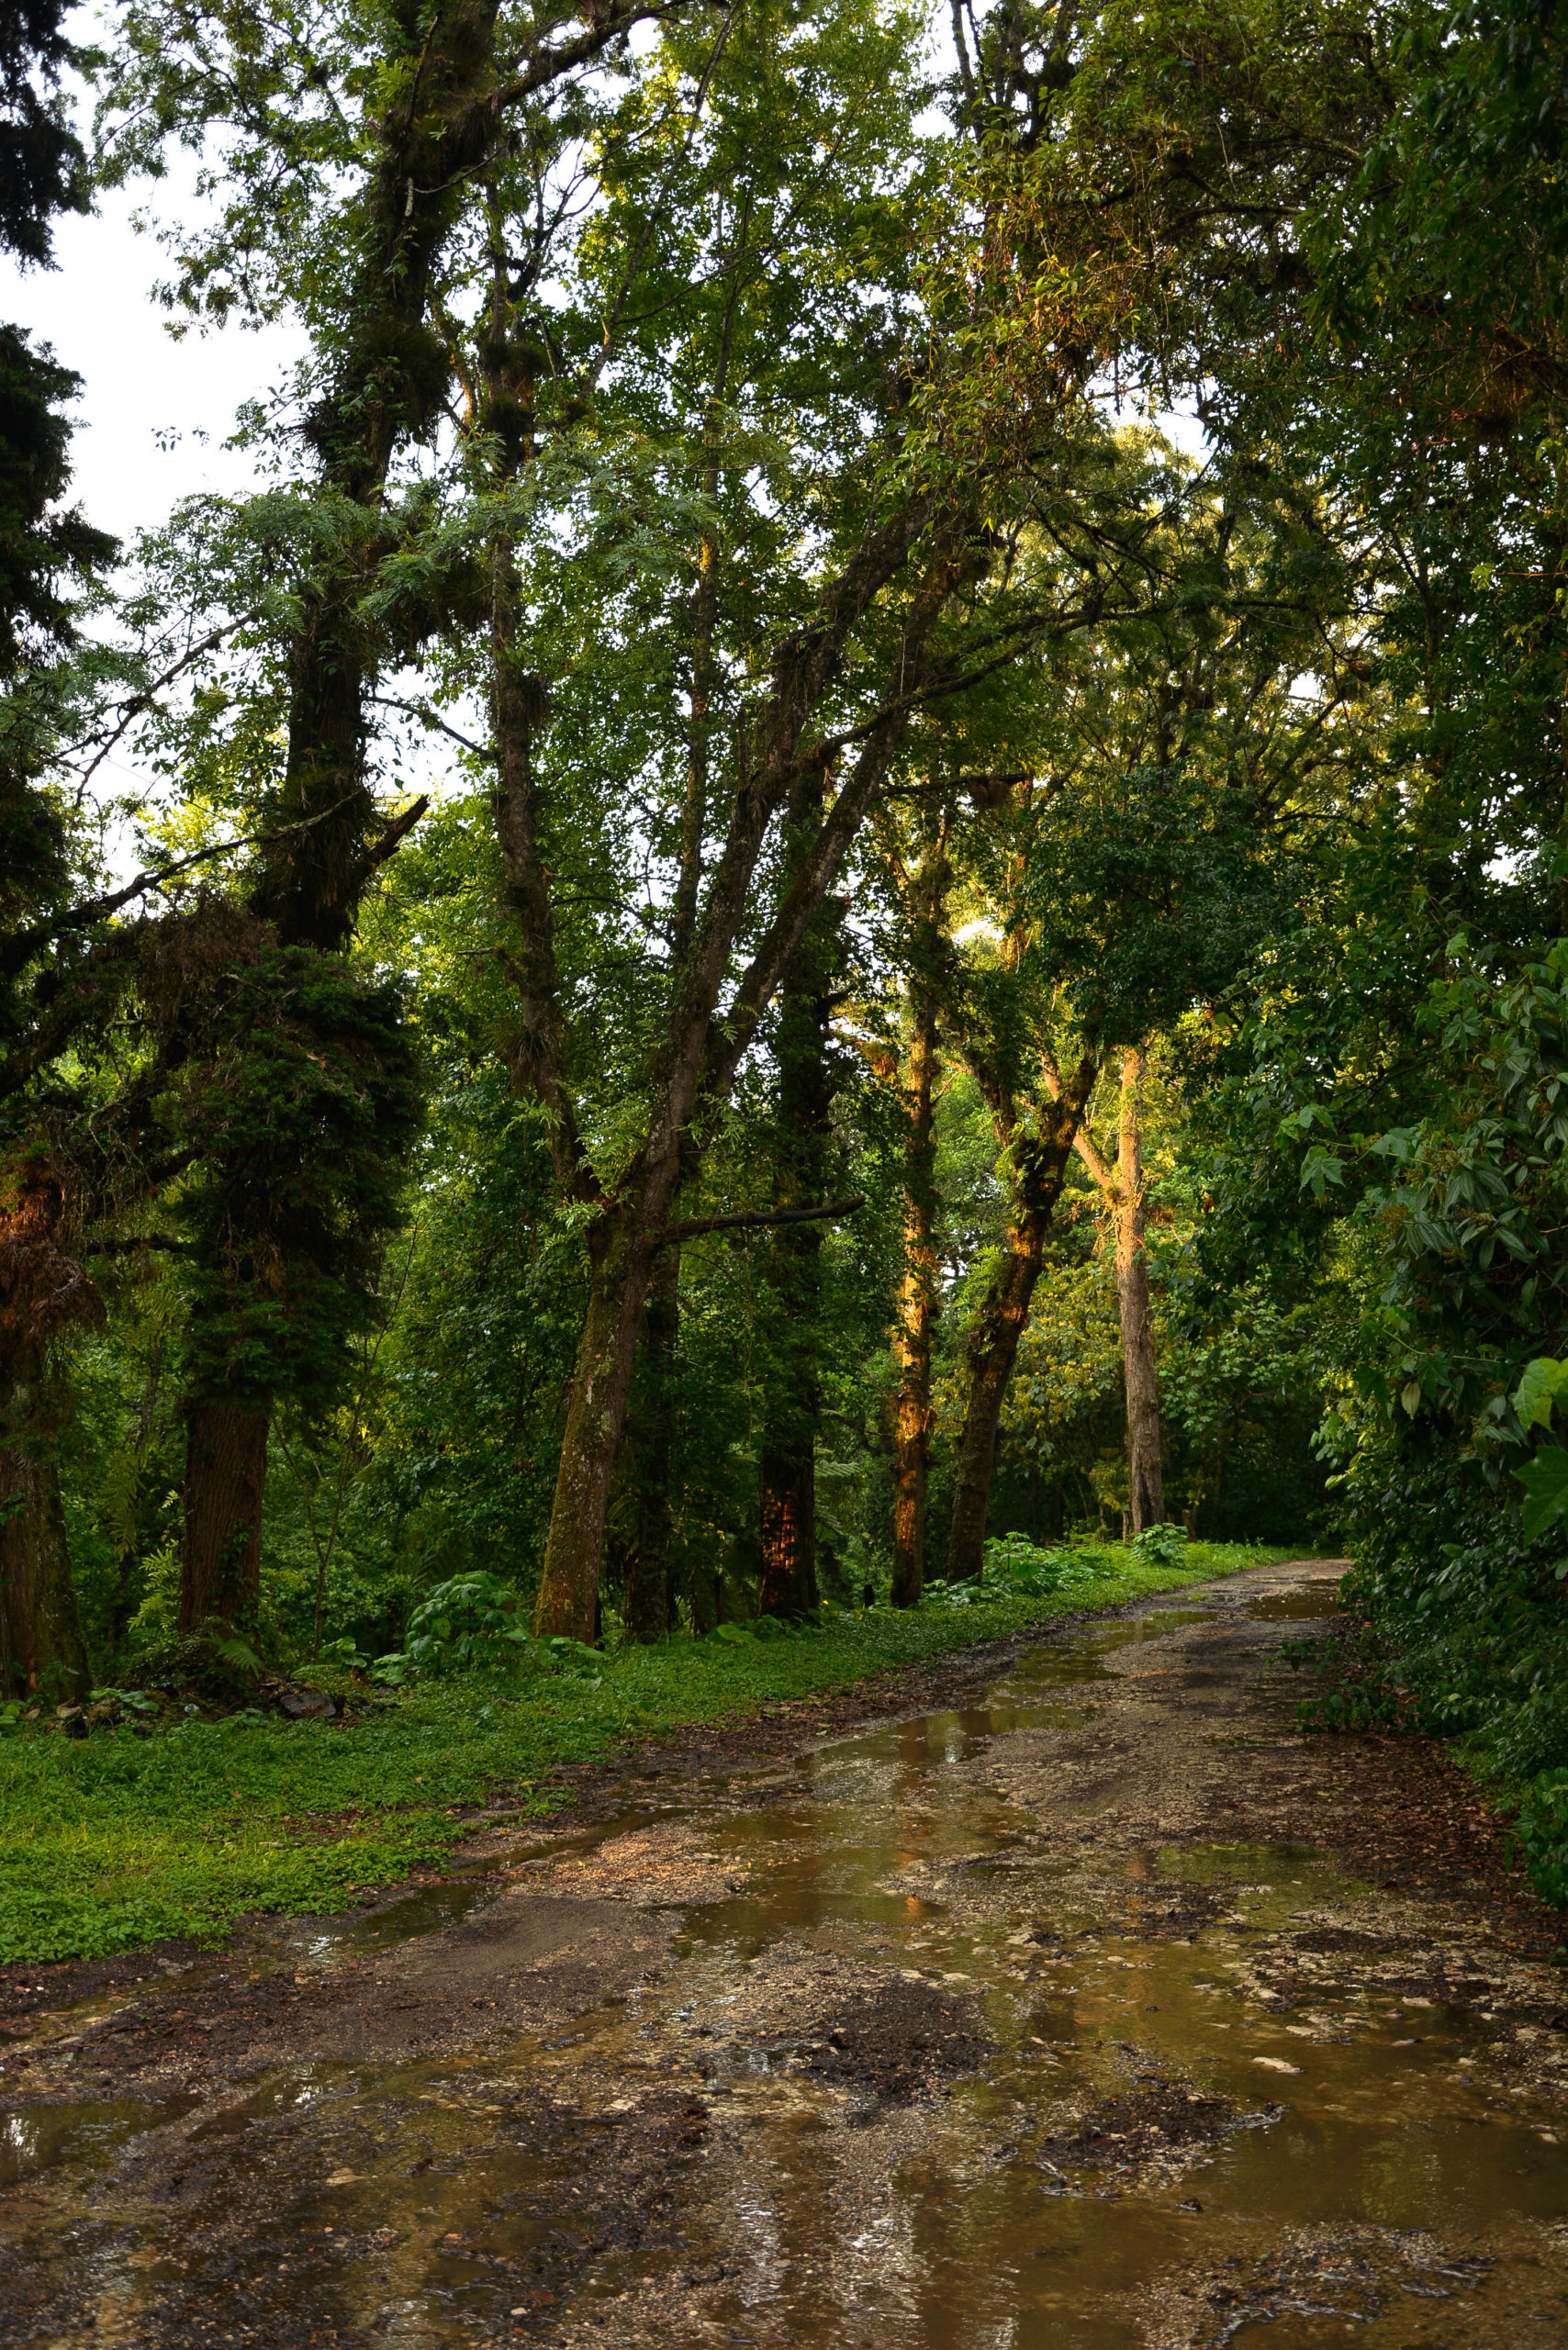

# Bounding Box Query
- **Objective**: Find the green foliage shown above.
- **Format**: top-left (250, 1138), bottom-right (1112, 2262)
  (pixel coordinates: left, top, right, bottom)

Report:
top-left (17, 0), bottom-right (1546, 1935)
top-left (379, 1571), bottom-right (532, 1680)
top-left (1512, 1774), bottom-right (1568, 1911)
top-left (371, 1573), bottom-right (606, 1685)
top-left (0, 327), bottom-right (117, 673)
top-left (978, 1532), bottom-right (1103, 1595)
top-left (168, 942), bottom-right (424, 1415)
top-left (1131, 1522), bottom-right (1188, 1569)
top-left (1513, 1357), bottom-right (1568, 1434)
top-left (1513, 1449), bottom-right (1568, 1543)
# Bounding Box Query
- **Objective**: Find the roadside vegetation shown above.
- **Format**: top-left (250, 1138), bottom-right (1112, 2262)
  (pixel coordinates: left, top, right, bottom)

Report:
top-left (1, 1537), bottom-right (1288, 1964)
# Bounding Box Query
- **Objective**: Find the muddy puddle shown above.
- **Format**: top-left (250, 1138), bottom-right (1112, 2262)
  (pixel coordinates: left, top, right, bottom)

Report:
top-left (3, 1561), bottom-right (1565, 2348)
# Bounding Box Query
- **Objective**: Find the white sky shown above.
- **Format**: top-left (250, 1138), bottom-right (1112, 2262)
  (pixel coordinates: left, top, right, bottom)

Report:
top-left (0, 170), bottom-right (306, 550)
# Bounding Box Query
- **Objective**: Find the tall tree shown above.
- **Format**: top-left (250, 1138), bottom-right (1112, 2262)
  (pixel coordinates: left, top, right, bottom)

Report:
top-left (100, 0), bottom-right (678, 1626)
top-left (757, 768), bottom-right (843, 1619)
top-left (933, 433), bottom-right (1367, 1575)
top-left (431, 0), bottom-right (1141, 1639)
top-left (0, 0), bottom-right (116, 1700)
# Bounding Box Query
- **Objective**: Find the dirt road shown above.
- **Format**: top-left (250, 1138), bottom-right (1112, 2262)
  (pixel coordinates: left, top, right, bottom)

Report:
top-left (3, 1560), bottom-right (1566, 2347)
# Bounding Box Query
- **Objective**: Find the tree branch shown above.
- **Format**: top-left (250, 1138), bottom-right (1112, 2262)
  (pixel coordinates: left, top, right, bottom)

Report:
top-left (700, 530), bottom-right (971, 1107)
top-left (1038, 1046), bottom-right (1115, 1191)
top-left (354, 793), bottom-right (430, 886)
top-left (659, 1193), bottom-right (864, 1248)
top-left (2, 792), bottom-right (367, 977)
top-left (371, 694), bottom-right (491, 758)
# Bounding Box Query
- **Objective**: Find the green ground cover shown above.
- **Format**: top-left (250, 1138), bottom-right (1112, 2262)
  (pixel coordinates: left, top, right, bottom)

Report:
top-left (0, 1543), bottom-right (1297, 1964)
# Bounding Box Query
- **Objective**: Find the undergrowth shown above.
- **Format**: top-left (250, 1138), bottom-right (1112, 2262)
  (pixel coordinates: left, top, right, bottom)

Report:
top-left (0, 1540), bottom-right (1289, 1964)
top-left (1294, 1458), bottom-right (1568, 1908)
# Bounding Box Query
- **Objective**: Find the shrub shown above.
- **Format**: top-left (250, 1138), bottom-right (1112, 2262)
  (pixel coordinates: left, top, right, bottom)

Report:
top-left (1132, 1522), bottom-right (1189, 1570)
top-left (373, 1571), bottom-right (532, 1681)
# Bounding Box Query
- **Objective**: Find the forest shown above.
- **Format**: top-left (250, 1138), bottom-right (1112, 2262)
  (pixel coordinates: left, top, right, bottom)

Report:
top-left (6, 0), bottom-right (1568, 1918)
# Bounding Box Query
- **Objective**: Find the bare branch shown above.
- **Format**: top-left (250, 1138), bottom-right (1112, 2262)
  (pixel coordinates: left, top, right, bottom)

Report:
top-left (371, 695), bottom-right (491, 758)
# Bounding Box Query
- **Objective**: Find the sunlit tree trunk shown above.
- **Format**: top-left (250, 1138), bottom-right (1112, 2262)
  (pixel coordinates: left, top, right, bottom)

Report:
top-left (946, 1063), bottom-right (1095, 1583)
top-left (1070, 1047), bottom-right (1165, 1534)
top-left (890, 988), bottom-right (938, 1606)
top-left (889, 830), bottom-right (948, 1608)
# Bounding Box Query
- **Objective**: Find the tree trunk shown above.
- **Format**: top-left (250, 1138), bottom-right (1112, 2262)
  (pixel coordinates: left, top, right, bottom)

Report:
top-left (624, 1241), bottom-right (678, 1642)
top-left (946, 1062), bottom-right (1095, 1583)
top-left (532, 1219), bottom-right (659, 1642)
top-left (0, 1168), bottom-right (97, 1701)
top-left (178, 1399), bottom-right (269, 1634)
top-left (0, 1362), bottom-right (87, 1704)
top-left (757, 776), bottom-right (835, 1620)
top-left (946, 1213), bottom-right (1051, 1584)
top-left (759, 1433), bottom-right (817, 1618)
top-left (890, 873), bottom-right (943, 1609)
top-left (1114, 1046), bottom-right (1164, 1533)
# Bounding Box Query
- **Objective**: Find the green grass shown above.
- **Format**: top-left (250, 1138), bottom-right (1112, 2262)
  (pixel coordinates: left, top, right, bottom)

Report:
top-left (0, 1542), bottom-right (1304, 1964)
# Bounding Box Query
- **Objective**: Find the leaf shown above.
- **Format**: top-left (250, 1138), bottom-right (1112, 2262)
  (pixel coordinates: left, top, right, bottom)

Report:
top-left (1513, 1357), bottom-right (1568, 1430)
top-left (1513, 1446), bottom-right (1568, 1539)
top-left (210, 1634), bottom-right (263, 1673)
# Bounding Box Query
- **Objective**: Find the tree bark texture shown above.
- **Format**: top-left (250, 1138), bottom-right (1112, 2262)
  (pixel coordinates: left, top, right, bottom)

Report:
top-left (533, 1218), bottom-right (664, 1640)
top-left (179, 1399), bottom-right (270, 1633)
top-left (0, 1371), bottom-right (87, 1704)
top-left (946, 1058), bottom-right (1096, 1583)
top-left (758, 772), bottom-right (836, 1619)
top-left (624, 1241), bottom-right (678, 1642)
top-left (0, 1163), bottom-right (96, 1701)
top-left (1114, 1047), bottom-right (1165, 1532)
top-left (890, 841), bottom-right (947, 1608)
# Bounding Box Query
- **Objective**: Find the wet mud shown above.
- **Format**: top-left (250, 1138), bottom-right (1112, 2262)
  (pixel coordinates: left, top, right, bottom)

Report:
top-left (3, 1560), bottom-right (1567, 2346)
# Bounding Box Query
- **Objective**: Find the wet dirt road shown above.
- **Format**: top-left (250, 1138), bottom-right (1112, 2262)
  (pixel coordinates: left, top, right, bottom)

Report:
top-left (4, 1559), bottom-right (1567, 2347)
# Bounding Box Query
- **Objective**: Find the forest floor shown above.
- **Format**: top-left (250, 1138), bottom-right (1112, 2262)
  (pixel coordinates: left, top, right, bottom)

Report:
top-left (3, 1559), bottom-right (1567, 2347)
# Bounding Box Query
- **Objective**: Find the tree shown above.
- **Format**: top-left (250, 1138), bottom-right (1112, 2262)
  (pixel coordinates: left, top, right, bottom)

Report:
top-left (96, 0), bottom-right (681, 1622)
top-left (928, 427), bottom-right (1367, 1572)
top-left (148, 927), bottom-right (421, 1632)
top-left (416, 0), bottom-right (1148, 1640)
top-left (0, 0), bottom-right (117, 1703)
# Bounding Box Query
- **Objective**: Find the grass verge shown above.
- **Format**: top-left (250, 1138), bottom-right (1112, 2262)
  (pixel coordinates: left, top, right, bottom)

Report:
top-left (1, 1542), bottom-right (1303, 1964)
